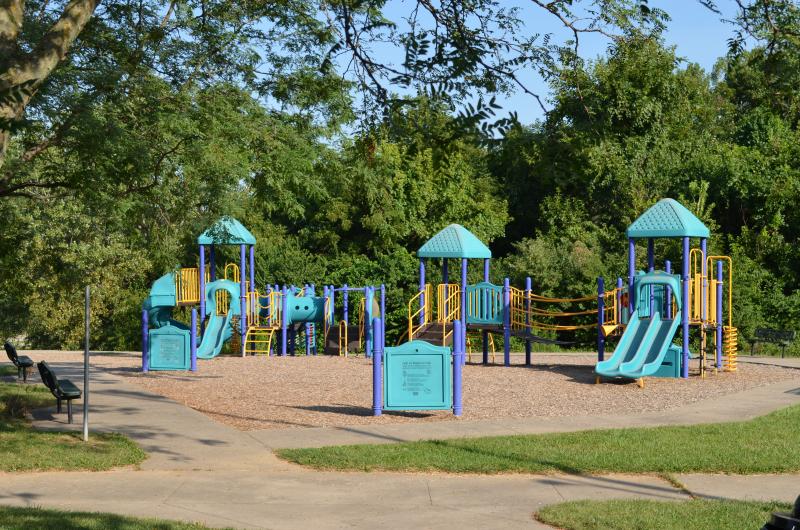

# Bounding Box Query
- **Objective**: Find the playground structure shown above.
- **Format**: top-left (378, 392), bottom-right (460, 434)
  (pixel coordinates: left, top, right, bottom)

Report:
top-left (596, 199), bottom-right (737, 384)
top-left (406, 224), bottom-right (603, 367)
top-left (405, 200), bottom-right (737, 383)
top-left (141, 217), bottom-right (385, 371)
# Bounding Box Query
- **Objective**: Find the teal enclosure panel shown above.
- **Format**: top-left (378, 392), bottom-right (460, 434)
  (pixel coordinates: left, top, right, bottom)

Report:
top-left (285, 294), bottom-right (326, 323)
top-left (384, 340), bottom-right (452, 411)
top-left (149, 324), bottom-right (190, 370)
top-left (651, 344), bottom-right (682, 378)
top-left (465, 282), bottom-right (503, 325)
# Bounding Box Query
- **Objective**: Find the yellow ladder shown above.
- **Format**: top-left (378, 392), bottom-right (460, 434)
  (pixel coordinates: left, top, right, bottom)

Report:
top-left (244, 327), bottom-right (275, 356)
top-left (723, 326), bottom-right (738, 372)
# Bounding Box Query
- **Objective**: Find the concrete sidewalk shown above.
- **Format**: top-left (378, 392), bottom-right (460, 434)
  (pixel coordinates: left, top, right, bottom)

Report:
top-left (5, 355), bottom-right (798, 529)
top-left (0, 470), bottom-right (690, 529)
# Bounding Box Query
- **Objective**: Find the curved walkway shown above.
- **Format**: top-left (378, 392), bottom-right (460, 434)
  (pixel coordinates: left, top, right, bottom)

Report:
top-left (0, 355), bottom-right (797, 529)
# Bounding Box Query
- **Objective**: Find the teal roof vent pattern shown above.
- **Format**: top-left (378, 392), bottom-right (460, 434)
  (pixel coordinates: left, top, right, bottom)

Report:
top-left (626, 199), bottom-right (710, 239)
top-left (418, 224), bottom-right (491, 259)
top-left (197, 217), bottom-right (257, 245)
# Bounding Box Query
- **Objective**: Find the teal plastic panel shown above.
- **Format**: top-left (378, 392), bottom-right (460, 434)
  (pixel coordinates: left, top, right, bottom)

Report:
top-left (149, 324), bottom-right (190, 370)
top-left (465, 282), bottom-right (503, 325)
top-left (384, 340), bottom-right (452, 411)
top-left (285, 294), bottom-right (326, 323)
top-left (626, 199), bottom-right (710, 239)
top-left (651, 344), bottom-right (682, 378)
top-left (418, 224), bottom-right (491, 259)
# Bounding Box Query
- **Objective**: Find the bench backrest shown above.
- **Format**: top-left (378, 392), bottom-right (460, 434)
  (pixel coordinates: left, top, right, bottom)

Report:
top-left (36, 361), bottom-right (59, 393)
top-left (754, 328), bottom-right (796, 343)
top-left (4, 341), bottom-right (19, 365)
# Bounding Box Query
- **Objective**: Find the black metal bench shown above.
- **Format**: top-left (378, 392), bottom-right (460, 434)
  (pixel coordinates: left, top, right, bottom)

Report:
top-left (36, 361), bottom-right (82, 424)
top-left (749, 328), bottom-right (796, 358)
top-left (4, 341), bottom-right (34, 382)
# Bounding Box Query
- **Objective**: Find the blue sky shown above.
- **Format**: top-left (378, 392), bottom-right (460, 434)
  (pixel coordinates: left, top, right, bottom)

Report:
top-left (379, 0), bottom-right (741, 125)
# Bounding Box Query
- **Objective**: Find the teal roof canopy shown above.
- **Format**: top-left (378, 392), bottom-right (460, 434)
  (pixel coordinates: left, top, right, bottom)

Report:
top-left (197, 217), bottom-right (256, 245)
top-left (626, 199), bottom-right (710, 239)
top-left (418, 224), bottom-right (491, 259)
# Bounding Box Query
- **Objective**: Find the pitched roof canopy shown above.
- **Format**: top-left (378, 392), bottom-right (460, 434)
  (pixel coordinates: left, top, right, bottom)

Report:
top-left (626, 199), bottom-right (710, 239)
top-left (418, 224), bottom-right (491, 259)
top-left (197, 217), bottom-right (257, 245)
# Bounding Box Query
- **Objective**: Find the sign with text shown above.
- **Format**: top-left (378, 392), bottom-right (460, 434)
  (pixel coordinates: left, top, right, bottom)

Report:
top-left (383, 340), bottom-right (452, 411)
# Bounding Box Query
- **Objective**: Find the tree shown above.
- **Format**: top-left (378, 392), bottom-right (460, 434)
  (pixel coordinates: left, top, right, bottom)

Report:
top-left (0, 0), bottom-right (668, 199)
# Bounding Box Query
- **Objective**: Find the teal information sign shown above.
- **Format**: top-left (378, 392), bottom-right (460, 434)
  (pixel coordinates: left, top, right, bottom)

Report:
top-left (383, 340), bottom-right (452, 411)
top-left (149, 324), bottom-right (190, 370)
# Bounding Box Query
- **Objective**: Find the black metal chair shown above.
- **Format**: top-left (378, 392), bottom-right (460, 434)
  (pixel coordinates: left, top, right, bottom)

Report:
top-left (4, 341), bottom-right (34, 382)
top-left (36, 361), bottom-right (82, 424)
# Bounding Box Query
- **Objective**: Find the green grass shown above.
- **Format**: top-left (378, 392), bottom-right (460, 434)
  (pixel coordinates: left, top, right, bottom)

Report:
top-left (0, 506), bottom-right (232, 529)
top-left (0, 364), bottom-right (18, 377)
top-left (277, 404), bottom-right (800, 474)
top-left (0, 380), bottom-right (146, 472)
top-left (535, 499), bottom-right (791, 530)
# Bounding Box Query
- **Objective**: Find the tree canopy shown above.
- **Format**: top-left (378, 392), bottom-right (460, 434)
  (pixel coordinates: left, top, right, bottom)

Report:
top-left (0, 0), bottom-right (799, 355)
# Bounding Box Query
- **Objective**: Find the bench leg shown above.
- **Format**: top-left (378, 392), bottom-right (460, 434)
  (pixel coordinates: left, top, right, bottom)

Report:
top-left (67, 401), bottom-right (73, 424)
top-left (22, 367), bottom-right (27, 383)
top-left (57, 398), bottom-right (62, 414)
top-left (17, 367), bottom-right (22, 381)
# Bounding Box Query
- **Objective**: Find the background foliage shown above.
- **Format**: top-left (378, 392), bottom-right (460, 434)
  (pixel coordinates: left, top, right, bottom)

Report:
top-left (0, 0), bottom-right (798, 354)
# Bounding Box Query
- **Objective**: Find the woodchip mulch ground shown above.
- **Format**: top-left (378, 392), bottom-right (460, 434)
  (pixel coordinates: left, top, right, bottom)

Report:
top-left (34, 350), bottom-right (800, 431)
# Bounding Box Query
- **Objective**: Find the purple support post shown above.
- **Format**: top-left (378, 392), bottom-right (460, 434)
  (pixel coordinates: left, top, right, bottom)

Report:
top-left (681, 237), bottom-right (690, 378)
top-left (199, 244), bottom-right (206, 334)
top-left (716, 261), bottom-right (723, 369)
top-left (525, 276), bottom-right (532, 365)
top-left (190, 308), bottom-right (197, 372)
top-left (647, 238), bottom-right (655, 316)
top-left (380, 284), bottom-right (386, 348)
top-left (343, 284), bottom-right (349, 325)
top-left (372, 317), bottom-right (383, 416)
top-left (281, 285), bottom-right (288, 356)
top-left (419, 260), bottom-right (426, 325)
top-left (311, 283), bottom-right (317, 355)
top-left (482, 260), bottom-right (490, 365)
top-left (503, 277), bottom-right (511, 367)
top-left (461, 258), bottom-right (467, 362)
top-left (701, 238), bottom-right (708, 323)
top-left (665, 261), bottom-right (672, 319)
top-left (329, 285), bottom-right (335, 328)
top-left (442, 259), bottom-right (449, 317)
top-left (209, 245), bottom-right (216, 281)
top-left (597, 277), bottom-right (605, 362)
top-left (305, 284), bottom-right (312, 356)
top-left (628, 238), bottom-right (635, 313)
top-left (141, 309), bottom-right (149, 372)
top-left (239, 244), bottom-right (247, 357)
top-left (453, 319), bottom-right (463, 416)
top-left (249, 245), bottom-right (255, 294)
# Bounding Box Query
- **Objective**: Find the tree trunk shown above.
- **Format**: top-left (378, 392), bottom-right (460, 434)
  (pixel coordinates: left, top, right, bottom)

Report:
top-left (0, 0), bottom-right (101, 179)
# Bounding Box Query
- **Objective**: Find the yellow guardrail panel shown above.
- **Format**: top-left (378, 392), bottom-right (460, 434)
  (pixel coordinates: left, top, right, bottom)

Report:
top-left (407, 284), bottom-right (432, 341)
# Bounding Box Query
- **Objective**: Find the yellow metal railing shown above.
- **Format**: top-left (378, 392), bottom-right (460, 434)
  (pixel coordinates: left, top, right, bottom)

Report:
top-left (338, 320), bottom-right (348, 357)
top-left (436, 284), bottom-right (461, 322)
top-left (437, 283), bottom-right (460, 346)
top-left (467, 332), bottom-right (496, 363)
top-left (176, 268), bottom-right (201, 305)
top-left (244, 327), bottom-right (275, 355)
top-left (407, 283), bottom-right (432, 340)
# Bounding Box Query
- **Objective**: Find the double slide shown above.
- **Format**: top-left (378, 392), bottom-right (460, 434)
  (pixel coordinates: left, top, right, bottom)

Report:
top-left (596, 271), bottom-right (682, 380)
